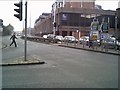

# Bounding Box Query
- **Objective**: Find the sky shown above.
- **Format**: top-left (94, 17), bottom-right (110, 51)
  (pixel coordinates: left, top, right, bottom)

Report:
top-left (0, 0), bottom-right (119, 31)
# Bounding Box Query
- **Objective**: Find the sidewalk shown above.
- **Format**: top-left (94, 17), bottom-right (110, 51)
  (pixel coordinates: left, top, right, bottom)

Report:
top-left (1, 40), bottom-right (45, 66)
top-left (0, 42), bottom-right (7, 49)
top-left (1, 55), bottom-right (45, 66)
top-left (58, 43), bottom-right (120, 56)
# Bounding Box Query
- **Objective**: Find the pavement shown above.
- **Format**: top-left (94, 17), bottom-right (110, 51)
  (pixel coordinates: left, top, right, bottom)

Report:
top-left (0, 42), bottom-right (45, 66)
top-left (1, 55), bottom-right (45, 66)
top-left (0, 41), bottom-right (7, 49)
top-left (58, 43), bottom-right (120, 56)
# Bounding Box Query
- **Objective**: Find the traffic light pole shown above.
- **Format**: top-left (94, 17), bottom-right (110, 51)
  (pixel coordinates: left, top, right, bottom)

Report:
top-left (24, 1), bottom-right (27, 61)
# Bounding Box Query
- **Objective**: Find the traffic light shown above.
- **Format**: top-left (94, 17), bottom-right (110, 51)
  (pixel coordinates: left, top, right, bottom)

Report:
top-left (116, 8), bottom-right (120, 18)
top-left (0, 19), bottom-right (3, 26)
top-left (14, 1), bottom-right (22, 21)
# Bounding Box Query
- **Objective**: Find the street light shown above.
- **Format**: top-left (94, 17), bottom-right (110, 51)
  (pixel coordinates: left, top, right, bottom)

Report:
top-left (77, 30), bottom-right (79, 45)
top-left (76, 30), bottom-right (79, 38)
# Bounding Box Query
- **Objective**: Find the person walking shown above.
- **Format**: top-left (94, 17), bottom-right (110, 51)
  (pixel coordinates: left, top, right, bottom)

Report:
top-left (89, 40), bottom-right (92, 48)
top-left (10, 32), bottom-right (18, 47)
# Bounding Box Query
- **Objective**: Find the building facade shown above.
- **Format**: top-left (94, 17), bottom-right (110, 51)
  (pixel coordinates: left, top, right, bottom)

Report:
top-left (34, 13), bottom-right (53, 36)
top-left (56, 8), bottom-right (115, 38)
top-left (118, 1), bottom-right (120, 8)
top-left (34, 1), bottom-right (115, 39)
top-left (64, 0), bottom-right (95, 9)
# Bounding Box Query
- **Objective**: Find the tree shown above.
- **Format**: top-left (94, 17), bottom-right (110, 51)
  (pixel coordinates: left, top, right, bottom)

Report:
top-left (3, 24), bottom-right (14, 36)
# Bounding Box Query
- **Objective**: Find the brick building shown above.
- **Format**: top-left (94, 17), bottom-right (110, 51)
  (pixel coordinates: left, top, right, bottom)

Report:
top-left (34, 13), bottom-right (53, 36)
top-left (34, 1), bottom-right (115, 39)
top-left (64, 0), bottom-right (95, 9)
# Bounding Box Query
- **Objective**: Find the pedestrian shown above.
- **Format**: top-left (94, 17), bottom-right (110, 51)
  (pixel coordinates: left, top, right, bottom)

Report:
top-left (10, 32), bottom-right (18, 47)
top-left (89, 40), bottom-right (93, 48)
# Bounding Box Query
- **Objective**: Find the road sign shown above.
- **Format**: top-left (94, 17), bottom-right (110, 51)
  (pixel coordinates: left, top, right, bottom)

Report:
top-left (92, 35), bottom-right (97, 40)
top-left (101, 22), bottom-right (109, 33)
top-left (90, 31), bottom-right (99, 40)
top-left (91, 18), bottom-right (99, 31)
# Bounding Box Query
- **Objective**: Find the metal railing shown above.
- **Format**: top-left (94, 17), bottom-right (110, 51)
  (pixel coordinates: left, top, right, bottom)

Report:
top-left (21, 36), bottom-right (120, 54)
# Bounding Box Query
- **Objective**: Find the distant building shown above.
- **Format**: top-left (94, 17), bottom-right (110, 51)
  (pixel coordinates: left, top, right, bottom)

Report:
top-left (64, 0), bottom-right (95, 9)
top-left (95, 5), bottom-right (102, 10)
top-left (118, 1), bottom-right (120, 8)
top-left (34, 13), bottom-right (53, 36)
top-left (35, 13), bottom-right (51, 24)
top-left (27, 27), bottom-right (35, 36)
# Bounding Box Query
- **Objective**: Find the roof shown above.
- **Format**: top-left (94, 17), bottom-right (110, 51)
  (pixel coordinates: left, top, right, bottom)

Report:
top-left (56, 7), bottom-right (115, 15)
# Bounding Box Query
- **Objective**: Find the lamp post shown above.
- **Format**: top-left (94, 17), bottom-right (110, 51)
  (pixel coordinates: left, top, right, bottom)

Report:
top-left (74, 30), bottom-right (79, 46)
top-left (76, 30), bottom-right (79, 38)
top-left (77, 30), bottom-right (79, 45)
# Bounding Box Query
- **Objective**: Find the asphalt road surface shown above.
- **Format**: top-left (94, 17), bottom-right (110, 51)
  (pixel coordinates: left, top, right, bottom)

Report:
top-left (1, 36), bottom-right (118, 88)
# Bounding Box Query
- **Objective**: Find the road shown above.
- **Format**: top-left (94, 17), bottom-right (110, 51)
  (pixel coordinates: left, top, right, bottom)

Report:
top-left (1, 36), bottom-right (118, 88)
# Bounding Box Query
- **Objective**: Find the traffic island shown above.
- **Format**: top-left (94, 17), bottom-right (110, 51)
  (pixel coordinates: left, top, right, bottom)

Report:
top-left (2, 44), bottom-right (7, 49)
top-left (1, 55), bottom-right (45, 66)
top-left (0, 42), bottom-right (7, 49)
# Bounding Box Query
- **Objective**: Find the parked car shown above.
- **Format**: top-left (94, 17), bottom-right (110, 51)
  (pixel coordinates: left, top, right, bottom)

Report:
top-left (64, 36), bottom-right (78, 43)
top-left (116, 40), bottom-right (120, 46)
top-left (116, 40), bottom-right (120, 50)
top-left (79, 37), bottom-right (84, 44)
top-left (79, 36), bottom-right (89, 45)
top-left (79, 36), bottom-right (100, 46)
top-left (102, 38), bottom-right (116, 49)
top-left (43, 35), bottom-right (48, 39)
top-left (55, 35), bottom-right (64, 41)
top-left (47, 34), bottom-right (55, 39)
top-left (21, 34), bottom-right (32, 37)
top-left (17, 33), bottom-right (21, 36)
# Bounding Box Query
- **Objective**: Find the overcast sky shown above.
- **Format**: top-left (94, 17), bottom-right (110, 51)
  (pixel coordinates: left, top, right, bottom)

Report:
top-left (0, 0), bottom-right (119, 31)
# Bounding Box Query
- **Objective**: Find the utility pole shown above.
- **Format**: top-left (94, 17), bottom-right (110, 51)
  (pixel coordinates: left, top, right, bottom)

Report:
top-left (29, 4), bottom-right (31, 35)
top-left (24, 1), bottom-right (27, 61)
top-left (115, 13), bottom-right (117, 39)
top-left (116, 8), bottom-right (120, 41)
